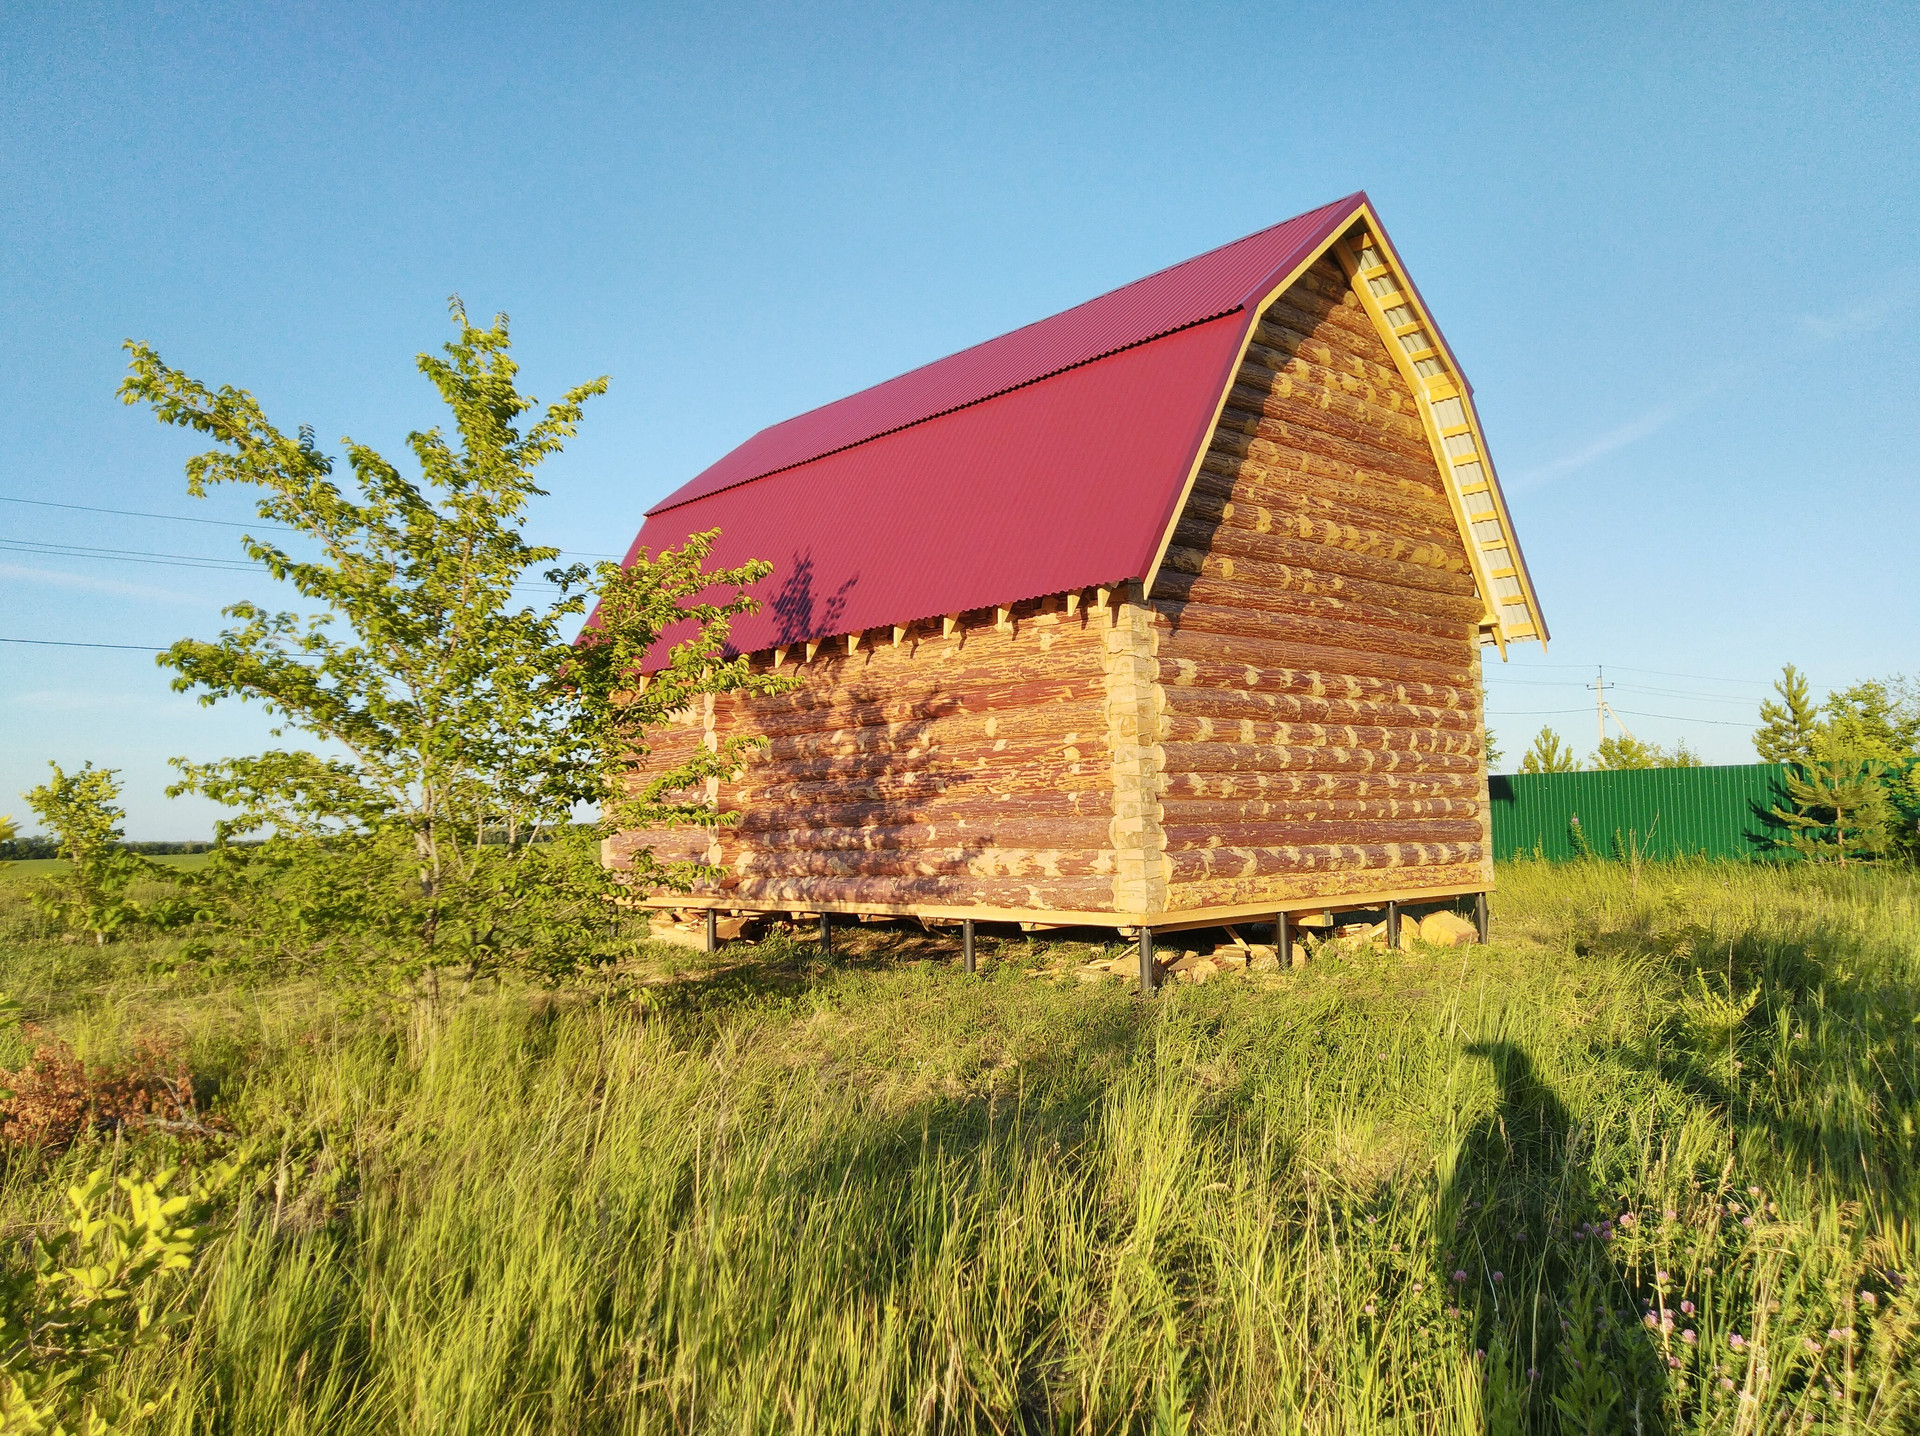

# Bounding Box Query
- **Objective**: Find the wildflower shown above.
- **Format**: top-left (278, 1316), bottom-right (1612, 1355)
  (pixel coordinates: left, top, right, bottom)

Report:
top-left (1365, 1214), bottom-right (1376, 1224)
top-left (1664, 1208), bottom-right (1678, 1221)
top-left (1619, 1212), bottom-right (1636, 1227)
top-left (1720, 1377), bottom-right (1736, 1392)
top-left (1804, 1337), bottom-right (1822, 1354)
top-left (1447, 1305), bottom-right (1461, 1318)
top-left (1681, 1300), bottom-right (1695, 1315)
top-left (1683, 1329), bottom-right (1697, 1344)
top-left (1453, 1270), bottom-right (1468, 1283)
top-left (1475, 1349), bottom-right (1486, 1361)
top-left (1410, 1282), bottom-right (1423, 1295)
top-left (1645, 1314), bottom-right (1658, 1329)
top-left (1669, 1356), bottom-right (1682, 1369)
top-left (1741, 1216), bottom-right (1754, 1228)
top-left (1656, 1270), bottom-right (1671, 1285)
top-left (1661, 1315), bottom-right (1675, 1333)
top-left (1492, 1271), bottom-right (1504, 1284)
top-left (1730, 1334), bottom-right (1746, 1351)
top-left (1514, 1230), bottom-right (1527, 1241)
top-left (1363, 1302), bottom-right (1375, 1315)
top-left (1747, 1185), bottom-right (1761, 1198)
top-left (1860, 1290), bottom-right (1878, 1309)
top-left (1528, 1367), bottom-right (1539, 1381)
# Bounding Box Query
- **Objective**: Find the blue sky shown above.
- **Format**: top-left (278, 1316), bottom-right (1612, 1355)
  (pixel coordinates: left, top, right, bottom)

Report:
top-left (3, 1), bottom-right (1915, 836)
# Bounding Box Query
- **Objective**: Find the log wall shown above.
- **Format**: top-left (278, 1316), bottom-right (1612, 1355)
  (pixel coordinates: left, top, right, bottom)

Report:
top-left (606, 598), bottom-right (1133, 918)
top-left (1145, 253), bottom-right (1493, 911)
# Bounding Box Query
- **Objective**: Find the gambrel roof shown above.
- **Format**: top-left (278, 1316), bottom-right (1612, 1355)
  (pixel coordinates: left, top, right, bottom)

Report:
top-left (623, 192), bottom-right (1545, 663)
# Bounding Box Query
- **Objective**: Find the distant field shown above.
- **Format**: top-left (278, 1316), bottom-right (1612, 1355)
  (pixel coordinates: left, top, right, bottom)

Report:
top-left (1, 852), bottom-right (213, 881)
top-left (0, 859), bottom-right (1915, 1432)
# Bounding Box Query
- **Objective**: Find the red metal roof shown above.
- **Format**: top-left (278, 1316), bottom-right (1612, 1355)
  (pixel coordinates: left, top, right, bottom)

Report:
top-left (625, 193), bottom-right (1374, 666)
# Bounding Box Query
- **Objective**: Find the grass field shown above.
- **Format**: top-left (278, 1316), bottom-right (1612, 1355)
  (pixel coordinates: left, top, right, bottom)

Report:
top-left (0, 852), bottom-right (212, 881)
top-left (1, 860), bottom-right (1916, 1433)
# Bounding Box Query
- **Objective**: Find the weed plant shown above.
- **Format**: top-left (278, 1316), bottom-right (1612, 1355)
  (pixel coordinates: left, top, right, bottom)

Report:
top-left (1, 861), bottom-right (1916, 1433)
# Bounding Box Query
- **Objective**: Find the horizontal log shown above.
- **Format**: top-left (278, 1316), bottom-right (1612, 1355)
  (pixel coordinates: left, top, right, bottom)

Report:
top-left (1167, 860), bottom-right (1491, 912)
top-left (1252, 318), bottom-right (1404, 393)
top-left (1175, 505), bottom-right (1468, 584)
top-left (753, 700), bottom-right (1108, 761)
top-left (717, 873), bottom-right (1117, 910)
top-left (1182, 468), bottom-right (1464, 576)
top-left (1217, 386), bottom-right (1437, 483)
top-left (1157, 651), bottom-right (1474, 710)
top-left (1241, 342), bottom-right (1418, 424)
top-left (724, 848), bottom-right (1116, 880)
top-left (1203, 408), bottom-right (1446, 508)
top-left (1191, 456), bottom-right (1458, 551)
top-left (726, 789), bottom-right (1110, 826)
top-left (1162, 819), bottom-right (1487, 851)
top-left (735, 687), bottom-right (1107, 743)
top-left (1158, 682), bottom-right (1475, 730)
top-left (736, 731), bottom-right (1108, 784)
top-left (735, 768), bottom-right (1114, 807)
top-left (1156, 543), bottom-right (1482, 626)
top-left (1159, 794), bottom-right (1482, 824)
top-left (1262, 288), bottom-right (1387, 353)
top-left (1178, 521), bottom-right (1478, 599)
top-left (1162, 769), bottom-right (1482, 802)
top-left (1153, 597), bottom-right (1475, 671)
top-left (1153, 610), bottom-right (1477, 688)
top-left (1165, 840), bottom-right (1483, 884)
top-left (1158, 712), bottom-right (1481, 757)
top-left (1153, 570), bottom-right (1476, 649)
top-left (730, 816), bottom-right (1111, 852)
top-left (1233, 359), bottom-right (1428, 452)
top-left (1182, 470), bottom-right (1461, 560)
top-left (1160, 740), bottom-right (1478, 779)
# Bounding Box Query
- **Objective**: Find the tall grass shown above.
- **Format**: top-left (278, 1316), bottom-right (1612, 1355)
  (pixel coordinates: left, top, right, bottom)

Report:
top-left (2, 861), bottom-right (1916, 1432)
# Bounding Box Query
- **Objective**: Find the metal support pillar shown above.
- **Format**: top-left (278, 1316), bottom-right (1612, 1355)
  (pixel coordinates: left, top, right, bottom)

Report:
top-left (1138, 926), bottom-right (1157, 996)
top-left (819, 912), bottom-right (832, 955)
top-left (1385, 901), bottom-right (1400, 949)
top-left (962, 919), bottom-right (975, 974)
top-left (705, 909), bottom-right (718, 954)
top-left (1474, 892), bottom-right (1489, 945)
top-left (1275, 911), bottom-right (1290, 967)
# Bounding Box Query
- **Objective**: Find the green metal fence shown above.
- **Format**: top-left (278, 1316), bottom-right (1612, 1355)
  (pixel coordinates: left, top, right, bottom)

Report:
top-left (1487, 764), bottom-right (1792, 862)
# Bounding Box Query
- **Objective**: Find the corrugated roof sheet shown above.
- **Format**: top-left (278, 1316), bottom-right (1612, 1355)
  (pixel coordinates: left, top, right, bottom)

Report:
top-left (648, 192), bottom-right (1366, 514)
top-left (624, 193), bottom-right (1379, 668)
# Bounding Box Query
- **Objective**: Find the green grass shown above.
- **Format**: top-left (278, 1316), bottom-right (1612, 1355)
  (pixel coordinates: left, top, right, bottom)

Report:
top-left (2, 861), bottom-right (1917, 1433)
top-left (0, 852), bottom-right (213, 881)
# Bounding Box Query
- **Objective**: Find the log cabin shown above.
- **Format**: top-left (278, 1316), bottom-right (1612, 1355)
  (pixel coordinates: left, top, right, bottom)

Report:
top-left (604, 192), bottom-right (1547, 977)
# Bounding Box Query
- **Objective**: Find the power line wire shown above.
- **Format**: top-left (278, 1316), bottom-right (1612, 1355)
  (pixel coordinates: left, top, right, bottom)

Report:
top-left (0, 494), bottom-right (626, 558)
top-left (1, 637), bottom-right (167, 651)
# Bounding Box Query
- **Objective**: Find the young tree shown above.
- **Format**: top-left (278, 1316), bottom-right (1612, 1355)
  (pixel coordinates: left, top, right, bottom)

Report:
top-left (1591, 734), bottom-right (1704, 771)
top-left (1753, 663), bottom-right (1821, 765)
top-left (21, 763), bottom-right (154, 944)
top-left (1519, 726), bottom-right (1580, 774)
top-left (119, 301), bottom-right (783, 983)
top-left (1770, 752), bottom-right (1891, 866)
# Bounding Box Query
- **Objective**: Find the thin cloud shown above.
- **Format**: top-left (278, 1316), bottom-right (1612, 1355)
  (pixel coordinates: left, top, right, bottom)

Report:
top-left (1511, 271), bottom-right (1915, 491)
top-left (0, 562), bottom-right (203, 605)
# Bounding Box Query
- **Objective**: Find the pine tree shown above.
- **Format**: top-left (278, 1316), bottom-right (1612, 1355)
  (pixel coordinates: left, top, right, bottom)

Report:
top-left (1770, 751), bottom-right (1891, 866)
top-left (1754, 664), bottom-right (1820, 764)
top-left (1520, 726), bottom-right (1580, 774)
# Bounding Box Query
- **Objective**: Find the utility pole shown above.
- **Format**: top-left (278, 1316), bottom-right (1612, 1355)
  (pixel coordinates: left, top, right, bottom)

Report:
top-left (1587, 666), bottom-right (1635, 745)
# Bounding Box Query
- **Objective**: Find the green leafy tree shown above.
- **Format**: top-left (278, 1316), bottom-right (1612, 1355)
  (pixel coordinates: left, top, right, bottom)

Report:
top-left (1770, 751), bottom-right (1891, 866)
top-left (119, 302), bottom-right (785, 986)
top-left (21, 764), bottom-right (153, 945)
top-left (1591, 734), bottom-right (1703, 770)
top-left (0, 815), bottom-right (13, 876)
top-left (1481, 725), bottom-right (1503, 771)
top-left (1753, 663), bottom-right (1821, 765)
top-left (1519, 726), bottom-right (1580, 774)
